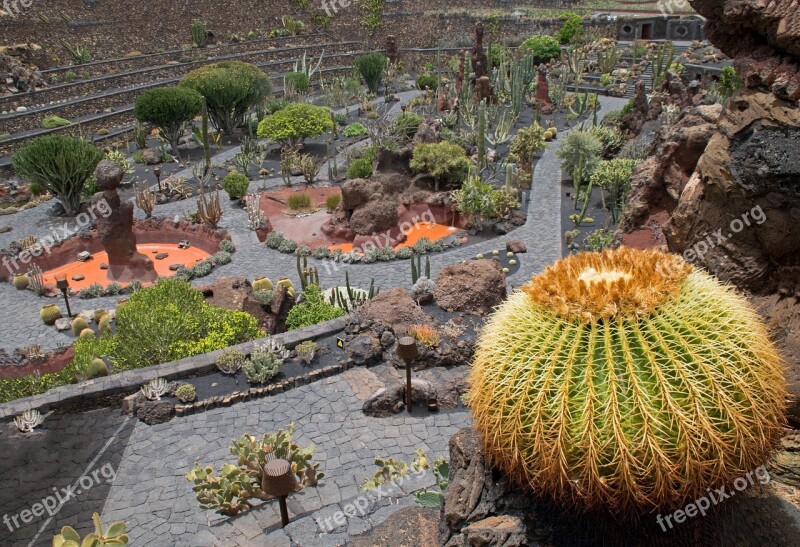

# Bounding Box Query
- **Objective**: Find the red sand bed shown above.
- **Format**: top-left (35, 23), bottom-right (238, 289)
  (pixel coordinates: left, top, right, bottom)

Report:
top-left (42, 244), bottom-right (210, 291)
top-left (259, 187), bottom-right (461, 252)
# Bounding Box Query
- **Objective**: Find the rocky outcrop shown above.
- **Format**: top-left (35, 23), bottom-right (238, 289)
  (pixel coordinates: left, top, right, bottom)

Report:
top-left (357, 287), bottom-right (433, 334)
top-left (362, 379), bottom-right (435, 417)
top-left (0, 47), bottom-right (46, 96)
top-left (197, 276), bottom-right (294, 334)
top-left (434, 259), bottom-right (506, 315)
top-left (665, 90), bottom-right (800, 293)
top-left (349, 197), bottom-right (400, 236)
top-left (690, 0), bottom-right (800, 103)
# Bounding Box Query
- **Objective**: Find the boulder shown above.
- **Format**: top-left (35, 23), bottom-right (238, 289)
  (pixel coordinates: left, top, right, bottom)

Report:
top-left (434, 260), bottom-right (506, 315)
top-left (341, 178), bottom-right (382, 212)
top-left (362, 379), bottom-right (436, 417)
top-left (412, 118), bottom-right (440, 145)
top-left (357, 287), bottom-right (433, 333)
top-left (142, 148), bottom-right (162, 165)
top-left (505, 240), bottom-right (527, 254)
top-left (136, 400), bottom-right (174, 425)
top-left (346, 333), bottom-right (382, 366)
top-left (349, 197), bottom-right (399, 236)
top-left (122, 390), bottom-right (147, 415)
top-left (462, 516), bottom-right (527, 547)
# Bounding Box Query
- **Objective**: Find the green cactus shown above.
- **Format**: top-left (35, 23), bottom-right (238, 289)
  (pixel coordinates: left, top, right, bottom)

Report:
top-left (52, 512), bottom-right (128, 546)
top-left (13, 274), bottom-right (29, 290)
top-left (71, 316), bottom-right (89, 336)
top-left (477, 99), bottom-right (486, 170)
top-left (252, 277), bottom-right (273, 292)
top-left (40, 304), bottom-right (62, 325)
top-left (86, 358), bottom-right (108, 379)
top-left (93, 309), bottom-right (107, 324)
top-left (79, 328), bottom-right (96, 340)
top-left (296, 253), bottom-right (320, 290)
top-left (469, 248), bottom-right (787, 514)
top-left (98, 315), bottom-right (112, 336)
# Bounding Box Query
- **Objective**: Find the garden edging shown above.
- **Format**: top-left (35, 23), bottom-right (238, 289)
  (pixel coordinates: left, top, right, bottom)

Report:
top-left (0, 316), bottom-right (347, 420)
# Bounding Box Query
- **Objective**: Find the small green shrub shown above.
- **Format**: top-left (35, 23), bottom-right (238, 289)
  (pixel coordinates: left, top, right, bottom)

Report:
top-left (243, 345), bottom-right (281, 384)
top-left (347, 157), bottom-right (373, 179)
top-left (253, 289), bottom-right (274, 306)
top-left (409, 142), bottom-right (470, 191)
top-left (222, 172), bottom-right (250, 199)
top-left (265, 97), bottom-right (290, 114)
top-left (416, 73), bottom-right (437, 91)
top-left (41, 115), bottom-right (71, 129)
top-left (343, 123), bottom-right (368, 138)
top-left (134, 86), bottom-right (202, 158)
top-left (520, 35), bottom-right (561, 63)
top-left (180, 61), bottom-right (272, 135)
top-left (354, 52), bottom-right (388, 93)
top-left (557, 130), bottom-right (603, 184)
top-left (392, 112), bottom-right (422, 139)
top-left (508, 123), bottom-right (547, 168)
top-left (176, 383), bottom-right (197, 402)
top-left (287, 192), bottom-right (312, 210)
top-left (257, 103), bottom-right (333, 147)
top-left (12, 135), bottom-right (103, 215)
top-left (325, 194), bottom-right (341, 212)
top-left (217, 348), bottom-right (245, 374)
top-left (719, 65), bottom-right (743, 100)
top-left (286, 285), bottom-right (345, 330)
top-left (285, 71), bottom-right (311, 94)
top-left (558, 11), bottom-right (584, 44)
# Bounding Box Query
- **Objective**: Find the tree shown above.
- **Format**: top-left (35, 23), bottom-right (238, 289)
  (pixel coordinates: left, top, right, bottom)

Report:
top-left (134, 87), bottom-right (202, 160)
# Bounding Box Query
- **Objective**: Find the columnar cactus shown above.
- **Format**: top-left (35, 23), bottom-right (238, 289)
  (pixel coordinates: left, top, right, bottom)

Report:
top-left (468, 247), bottom-right (787, 514)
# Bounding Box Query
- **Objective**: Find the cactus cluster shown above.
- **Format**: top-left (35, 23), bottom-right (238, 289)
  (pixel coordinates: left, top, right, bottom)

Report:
top-left (326, 271), bottom-right (376, 312)
top-left (411, 253), bottom-right (431, 284)
top-left (296, 252), bottom-right (320, 290)
top-left (71, 317), bottom-right (89, 336)
top-left (469, 247), bottom-right (787, 514)
top-left (252, 277), bottom-right (273, 292)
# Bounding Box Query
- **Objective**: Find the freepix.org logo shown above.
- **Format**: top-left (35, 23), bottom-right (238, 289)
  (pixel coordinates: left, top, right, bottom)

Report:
top-left (2, 0), bottom-right (34, 17)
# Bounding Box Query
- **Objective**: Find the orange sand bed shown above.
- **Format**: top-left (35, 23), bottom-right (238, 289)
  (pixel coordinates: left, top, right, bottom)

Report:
top-left (329, 222), bottom-right (459, 253)
top-left (42, 244), bottom-right (211, 291)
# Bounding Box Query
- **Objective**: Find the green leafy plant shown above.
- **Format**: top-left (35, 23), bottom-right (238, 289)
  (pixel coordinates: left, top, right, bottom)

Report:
top-left (12, 135), bottom-right (103, 215)
top-left (257, 103), bottom-right (333, 147)
top-left (354, 52), bottom-right (388, 94)
top-left (222, 172), bottom-right (250, 199)
top-left (410, 142), bottom-right (470, 191)
top-left (243, 344), bottom-right (281, 384)
top-left (180, 61), bottom-right (272, 135)
top-left (347, 157), bottom-right (373, 179)
top-left (361, 0), bottom-right (385, 36)
top-left (343, 123), bottom-right (368, 138)
top-left (41, 115), bottom-right (71, 128)
top-left (519, 35), bottom-right (561, 63)
top-left (175, 384), bottom-right (197, 403)
top-left (52, 512), bottom-right (128, 546)
top-left (391, 112), bottom-right (422, 140)
top-left (134, 87), bottom-right (202, 160)
top-left (286, 285), bottom-right (345, 330)
top-left (719, 65), bottom-right (743, 100)
top-left (508, 123), bottom-right (546, 171)
top-left (558, 11), bottom-right (584, 44)
top-left (325, 194), bottom-right (341, 212)
top-left (469, 248), bottom-right (787, 514)
top-left (416, 73), bottom-right (437, 92)
top-left (285, 71), bottom-right (311, 95)
top-left (186, 423), bottom-right (323, 515)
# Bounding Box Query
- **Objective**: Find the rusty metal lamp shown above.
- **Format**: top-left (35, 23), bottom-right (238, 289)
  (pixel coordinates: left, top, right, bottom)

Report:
top-left (153, 165), bottom-right (162, 193)
top-left (396, 336), bottom-right (418, 414)
top-left (55, 277), bottom-right (72, 318)
top-left (262, 459), bottom-right (298, 527)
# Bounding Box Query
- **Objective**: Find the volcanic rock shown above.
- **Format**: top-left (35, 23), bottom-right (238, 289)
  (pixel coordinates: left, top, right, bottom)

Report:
top-left (434, 260), bottom-right (506, 315)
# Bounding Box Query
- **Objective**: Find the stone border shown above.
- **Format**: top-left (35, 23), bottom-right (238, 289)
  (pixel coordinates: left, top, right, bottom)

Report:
top-left (0, 316), bottom-right (348, 420)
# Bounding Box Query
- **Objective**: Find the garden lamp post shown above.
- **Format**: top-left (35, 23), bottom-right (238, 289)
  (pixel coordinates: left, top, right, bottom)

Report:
top-left (55, 277), bottom-right (72, 318)
top-left (396, 336), bottom-right (418, 414)
top-left (262, 459), bottom-right (298, 528)
top-left (153, 166), bottom-right (162, 193)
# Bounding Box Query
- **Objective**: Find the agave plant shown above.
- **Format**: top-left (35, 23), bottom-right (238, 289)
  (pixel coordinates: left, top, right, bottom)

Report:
top-left (469, 247), bottom-right (787, 514)
top-left (14, 409), bottom-right (44, 432)
top-left (140, 378), bottom-right (169, 401)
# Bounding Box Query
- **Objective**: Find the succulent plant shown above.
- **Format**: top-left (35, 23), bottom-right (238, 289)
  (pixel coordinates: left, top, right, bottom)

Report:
top-left (14, 409), bottom-right (43, 432)
top-left (93, 309), bottom-right (108, 323)
top-left (40, 304), bottom-right (62, 325)
top-left (86, 358), bottom-right (109, 379)
top-left (469, 247), bottom-right (787, 514)
top-left (253, 276), bottom-right (274, 293)
top-left (242, 349), bottom-right (280, 384)
top-left (98, 315), bottom-right (112, 336)
top-left (140, 378), bottom-right (169, 401)
top-left (175, 384), bottom-right (197, 403)
top-left (71, 317), bottom-right (89, 336)
top-left (52, 512), bottom-right (128, 546)
top-left (295, 340), bottom-right (318, 364)
top-left (79, 328), bottom-right (96, 340)
top-left (216, 348), bottom-right (245, 375)
top-left (13, 274), bottom-right (30, 290)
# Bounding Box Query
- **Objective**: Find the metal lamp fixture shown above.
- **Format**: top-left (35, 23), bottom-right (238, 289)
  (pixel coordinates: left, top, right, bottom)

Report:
top-left (55, 277), bottom-right (72, 318)
top-left (153, 165), bottom-right (162, 192)
top-left (262, 459), bottom-right (298, 527)
top-left (396, 336), bottom-right (418, 414)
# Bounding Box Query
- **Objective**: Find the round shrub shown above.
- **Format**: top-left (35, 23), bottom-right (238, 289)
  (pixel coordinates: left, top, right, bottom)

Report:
top-left (519, 35), bottom-right (561, 63)
top-left (347, 158), bottom-right (373, 179)
top-left (13, 136), bottom-right (103, 215)
top-left (175, 384), bottom-right (197, 403)
top-left (409, 142), bottom-right (470, 191)
top-left (180, 61), bottom-right (272, 135)
top-left (558, 11), bottom-right (584, 44)
top-left (416, 74), bottom-right (438, 91)
top-left (354, 52), bottom-right (388, 93)
top-left (222, 172), bottom-right (250, 199)
top-left (134, 87), bottom-right (202, 157)
top-left (285, 71), bottom-right (311, 94)
top-left (343, 123), bottom-right (368, 138)
top-left (468, 248), bottom-right (787, 514)
top-left (257, 103), bottom-right (333, 147)
top-left (286, 285), bottom-right (345, 330)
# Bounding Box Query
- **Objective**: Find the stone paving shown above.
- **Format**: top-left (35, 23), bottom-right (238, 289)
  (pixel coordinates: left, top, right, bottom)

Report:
top-left (0, 95), bottom-right (626, 353)
top-left (0, 365), bottom-right (470, 546)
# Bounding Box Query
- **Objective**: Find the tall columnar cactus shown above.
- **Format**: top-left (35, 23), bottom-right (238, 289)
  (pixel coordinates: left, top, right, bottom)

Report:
top-left (652, 41), bottom-right (675, 91)
top-left (468, 248), bottom-right (787, 514)
top-left (477, 99), bottom-right (486, 170)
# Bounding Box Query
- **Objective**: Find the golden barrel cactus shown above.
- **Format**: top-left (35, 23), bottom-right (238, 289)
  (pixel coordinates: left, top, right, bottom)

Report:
top-left (468, 247), bottom-right (786, 514)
